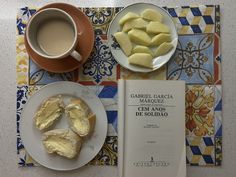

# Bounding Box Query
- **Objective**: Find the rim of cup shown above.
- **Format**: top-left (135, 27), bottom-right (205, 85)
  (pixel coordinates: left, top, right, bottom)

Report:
top-left (26, 8), bottom-right (78, 59)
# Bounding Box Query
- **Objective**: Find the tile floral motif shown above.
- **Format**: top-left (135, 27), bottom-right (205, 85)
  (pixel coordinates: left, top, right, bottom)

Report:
top-left (167, 34), bottom-right (214, 84)
top-left (185, 85), bottom-right (214, 136)
top-left (83, 7), bottom-right (122, 35)
top-left (79, 35), bottom-right (118, 85)
top-left (18, 150), bottom-right (38, 167)
top-left (90, 136), bottom-right (117, 166)
top-left (120, 65), bottom-right (166, 80)
top-left (29, 59), bottom-right (78, 85)
top-left (17, 7), bottom-right (36, 35)
top-left (186, 136), bottom-right (215, 166)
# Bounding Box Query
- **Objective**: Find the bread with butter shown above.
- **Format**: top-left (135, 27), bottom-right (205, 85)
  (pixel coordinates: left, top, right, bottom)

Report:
top-left (42, 129), bottom-right (82, 159)
top-left (34, 95), bottom-right (64, 131)
top-left (65, 99), bottom-right (96, 137)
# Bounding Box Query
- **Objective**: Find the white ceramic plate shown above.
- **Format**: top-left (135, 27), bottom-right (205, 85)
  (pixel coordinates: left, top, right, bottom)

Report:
top-left (20, 81), bottom-right (107, 171)
top-left (108, 3), bottom-right (178, 72)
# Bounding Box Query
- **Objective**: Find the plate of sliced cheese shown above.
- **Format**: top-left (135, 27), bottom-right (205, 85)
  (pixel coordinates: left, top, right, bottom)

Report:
top-left (20, 81), bottom-right (107, 171)
top-left (108, 3), bottom-right (178, 72)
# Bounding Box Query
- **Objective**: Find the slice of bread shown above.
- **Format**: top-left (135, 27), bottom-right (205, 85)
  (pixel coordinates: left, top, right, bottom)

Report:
top-left (65, 99), bottom-right (96, 137)
top-left (42, 129), bottom-right (82, 159)
top-left (34, 95), bottom-right (64, 131)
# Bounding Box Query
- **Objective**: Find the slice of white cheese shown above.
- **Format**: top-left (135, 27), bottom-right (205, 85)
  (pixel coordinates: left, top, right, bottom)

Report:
top-left (128, 29), bottom-right (151, 46)
top-left (146, 21), bottom-right (170, 34)
top-left (119, 12), bottom-right (139, 25)
top-left (128, 53), bottom-right (153, 68)
top-left (141, 9), bottom-right (163, 22)
top-left (150, 33), bottom-right (172, 46)
top-left (132, 45), bottom-right (153, 56)
top-left (155, 42), bottom-right (174, 57)
top-left (34, 95), bottom-right (64, 131)
top-left (42, 129), bottom-right (82, 159)
top-left (122, 18), bottom-right (148, 32)
top-left (114, 32), bottom-right (133, 56)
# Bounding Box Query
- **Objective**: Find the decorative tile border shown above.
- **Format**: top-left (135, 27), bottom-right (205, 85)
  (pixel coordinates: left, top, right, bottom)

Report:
top-left (215, 137), bottom-right (222, 165)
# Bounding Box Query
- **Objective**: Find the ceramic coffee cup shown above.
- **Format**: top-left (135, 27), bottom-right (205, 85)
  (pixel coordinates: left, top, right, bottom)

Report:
top-left (26, 8), bottom-right (81, 61)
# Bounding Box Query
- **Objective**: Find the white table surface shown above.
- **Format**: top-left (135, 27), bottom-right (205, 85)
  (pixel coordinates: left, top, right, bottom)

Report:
top-left (0, 0), bottom-right (236, 177)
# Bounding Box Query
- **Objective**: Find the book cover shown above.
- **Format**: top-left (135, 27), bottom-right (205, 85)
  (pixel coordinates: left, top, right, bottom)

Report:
top-left (118, 80), bottom-right (186, 177)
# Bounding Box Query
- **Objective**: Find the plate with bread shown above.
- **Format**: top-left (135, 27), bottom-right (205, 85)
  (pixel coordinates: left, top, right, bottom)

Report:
top-left (20, 81), bottom-right (107, 170)
top-left (108, 3), bottom-right (178, 72)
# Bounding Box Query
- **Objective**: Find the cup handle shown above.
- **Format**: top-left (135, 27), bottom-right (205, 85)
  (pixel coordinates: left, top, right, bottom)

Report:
top-left (70, 50), bottom-right (82, 62)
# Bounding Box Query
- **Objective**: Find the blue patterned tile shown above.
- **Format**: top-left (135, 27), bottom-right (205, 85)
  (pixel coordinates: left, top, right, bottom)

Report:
top-left (215, 125), bottom-right (222, 137)
top-left (215, 111), bottom-right (222, 136)
top-left (87, 86), bottom-right (117, 136)
top-left (83, 7), bottom-right (122, 35)
top-left (191, 7), bottom-right (202, 16)
top-left (179, 17), bottom-right (190, 25)
top-left (16, 18), bottom-right (26, 35)
top-left (29, 59), bottom-right (77, 85)
top-left (107, 111), bottom-right (117, 133)
top-left (19, 7), bottom-right (36, 19)
top-left (203, 155), bottom-right (214, 164)
top-left (186, 136), bottom-right (215, 166)
top-left (214, 85), bottom-right (222, 111)
top-left (203, 16), bottom-right (214, 24)
top-left (17, 7), bottom-right (36, 35)
top-left (215, 100), bottom-right (222, 111)
top-left (203, 137), bottom-right (214, 146)
top-left (167, 34), bottom-right (214, 84)
top-left (98, 86), bottom-right (117, 98)
top-left (190, 146), bottom-right (202, 155)
top-left (167, 8), bottom-right (178, 17)
top-left (81, 36), bottom-right (117, 84)
top-left (191, 25), bottom-right (202, 33)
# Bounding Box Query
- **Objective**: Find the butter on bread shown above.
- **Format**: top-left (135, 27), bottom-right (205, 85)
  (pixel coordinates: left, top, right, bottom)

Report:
top-left (65, 99), bottom-right (96, 137)
top-left (42, 129), bottom-right (82, 159)
top-left (34, 95), bottom-right (64, 130)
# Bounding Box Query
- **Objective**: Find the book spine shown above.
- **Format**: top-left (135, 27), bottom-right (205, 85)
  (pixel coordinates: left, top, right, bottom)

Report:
top-left (118, 79), bottom-right (125, 177)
